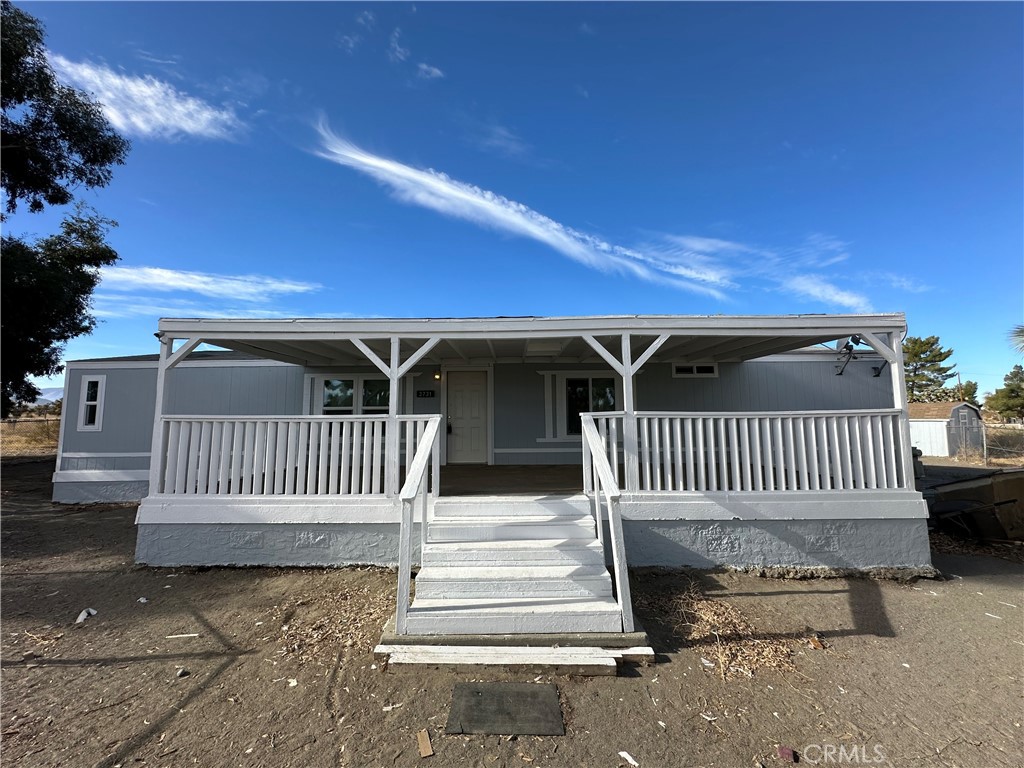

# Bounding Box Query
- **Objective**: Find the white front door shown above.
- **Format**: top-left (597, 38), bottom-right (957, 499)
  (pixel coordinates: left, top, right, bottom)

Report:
top-left (447, 370), bottom-right (488, 463)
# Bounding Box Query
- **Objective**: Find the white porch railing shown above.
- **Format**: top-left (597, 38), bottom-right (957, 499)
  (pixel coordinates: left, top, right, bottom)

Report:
top-left (154, 415), bottom-right (438, 496)
top-left (580, 414), bottom-right (634, 633)
top-left (592, 409), bottom-right (908, 492)
top-left (395, 415), bottom-right (442, 635)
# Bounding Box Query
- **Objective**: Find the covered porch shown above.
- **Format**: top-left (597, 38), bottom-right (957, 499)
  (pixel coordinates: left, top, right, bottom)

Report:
top-left (135, 314), bottom-right (931, 636)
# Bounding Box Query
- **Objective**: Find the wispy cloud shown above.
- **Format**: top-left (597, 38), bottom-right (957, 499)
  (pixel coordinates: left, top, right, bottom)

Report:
top-left (388, 28), bottom-right (410, 62)
top-left (578, 22), bottom-right (596, 35)
top-left (338, 34), bottom-right (361, 54)
top-left (314, 120), bottom-right (728, 298)
top-left (133, 49), bottom-right (179, 66)
top-left (92, 295), bottom-right (302, 320)
top-left (875, 272), bottom-right (932, 294)
top-left (338, 11), bottom-right (376, 54)
top-left (49, 53), bottom-right (241, 140)
top-left (779, 275), bottom-right (873, 313)
top-left (100, 266), bottom-right (321, 303)
top-left (475, 124), bottom-right (530, 158)
top-left (312, 120), bottom-right (910, 313)
top-left (417, 63), bottom-right (444, 80)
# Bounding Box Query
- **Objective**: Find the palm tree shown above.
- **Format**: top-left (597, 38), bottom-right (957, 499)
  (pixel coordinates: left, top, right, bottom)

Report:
top-left (1013, 325), bottom-right (1024, 354)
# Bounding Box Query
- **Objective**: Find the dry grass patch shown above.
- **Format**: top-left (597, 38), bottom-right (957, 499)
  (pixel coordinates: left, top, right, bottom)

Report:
top-left (271, 568), bottom-right (396, 666)
top-left (634, 573), bottom-right (816, 680)
top-left (0, 419), bottom-right (59, 457)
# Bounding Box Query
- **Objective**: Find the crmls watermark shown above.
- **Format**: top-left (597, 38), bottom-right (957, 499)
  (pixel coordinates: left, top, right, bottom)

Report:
top-left (801, 744), bottom-right (888, 764)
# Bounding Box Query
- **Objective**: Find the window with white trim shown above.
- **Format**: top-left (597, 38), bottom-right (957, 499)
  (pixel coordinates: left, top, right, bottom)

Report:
top-left (672, 363), bottom-right (718, 378)
top-left (538, 371), bottom-right (619, 440)
top-left (78, 375), bottom-right (105, 431)
top-left (309, 375), bottom-right (393, 415)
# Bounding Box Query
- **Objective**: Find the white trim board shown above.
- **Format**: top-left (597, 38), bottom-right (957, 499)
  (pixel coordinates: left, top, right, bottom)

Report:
top-left (66, 359), bottom-right (298, 370)
top-left (137, 495), bottom-right (402, 525)
top-left (619, 490), bottom-right (928, 521)
top-left (53, 469), bottom-right (150, 483)
top-left (158, 313), bottom-right (908, 339)
top-left (61, 452), bottom-right (151, 458)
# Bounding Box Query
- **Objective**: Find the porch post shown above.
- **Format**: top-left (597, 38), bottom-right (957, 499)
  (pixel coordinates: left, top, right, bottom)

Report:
top-left (385, 336), bottom-right (401, 496)
top-left (145, 335), bottom-right (204, 495)
top-left (859, 330), bottom-right (915, 489)
top-left (621, 334), bottom-right (640, 492)
top-left (147, 336), bottom-right (173, 495)
top-left (888, 332), bottom-right (916, 488)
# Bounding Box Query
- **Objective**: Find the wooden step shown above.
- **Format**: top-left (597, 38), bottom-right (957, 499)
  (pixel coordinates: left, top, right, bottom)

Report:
top-left (376, 644), bottom-right (654, 663)
top-left (414, 565), bottom-right (613, 599)
top-left (432, 495), bottom-right (591, 518)
top-left (421, 538), bottom-right (606, 567)
top-left (374, 644), bottom-right (619, 675)
top-left (404, 596), bottom-right (624, 635)
top-left (427, 515), bottom-right (595, 542)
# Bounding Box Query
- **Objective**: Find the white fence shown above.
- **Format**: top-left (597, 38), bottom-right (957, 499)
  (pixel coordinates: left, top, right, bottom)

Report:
top-left (592, 409), bottom-right (908, 492)
top-left (154, 415), bottom-right (436, 496)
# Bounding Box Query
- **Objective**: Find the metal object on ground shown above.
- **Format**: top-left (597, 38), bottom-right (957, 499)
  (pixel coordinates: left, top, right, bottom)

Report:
top-left (446, 682), bottom-right (564, 736)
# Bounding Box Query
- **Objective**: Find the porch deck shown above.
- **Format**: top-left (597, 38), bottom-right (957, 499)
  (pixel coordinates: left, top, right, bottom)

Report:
top-left (440, 465), bottom-right (582, 496)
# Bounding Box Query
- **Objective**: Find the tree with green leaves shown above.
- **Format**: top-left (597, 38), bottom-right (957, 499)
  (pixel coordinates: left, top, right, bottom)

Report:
top-left (1, 1), bottom-right (130, 416)
top-left (903, 336), bottom-right (957, 402)
top-left (985, 365), bottom-right (1024, 421)
top-left (1, 208), bottom-right (119, 414)
top-left (958, 380), bottom-right (979, 407)
top-left (1, 0), bottom-right (129, 215)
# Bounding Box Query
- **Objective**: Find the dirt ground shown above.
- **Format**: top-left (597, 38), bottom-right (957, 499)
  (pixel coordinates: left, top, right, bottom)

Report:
top-left (2, 459), bottom-right (1022, 768)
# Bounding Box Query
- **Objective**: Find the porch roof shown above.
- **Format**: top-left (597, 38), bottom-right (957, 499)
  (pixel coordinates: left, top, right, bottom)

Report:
top-left (157, 313), bottom-right (904, 369)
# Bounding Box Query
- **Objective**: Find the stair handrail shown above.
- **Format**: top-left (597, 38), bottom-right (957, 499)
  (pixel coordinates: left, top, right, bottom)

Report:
top-left (580, 414), bottom-right (634, 632)
top-left (394, 415), bottom-right (441, 635)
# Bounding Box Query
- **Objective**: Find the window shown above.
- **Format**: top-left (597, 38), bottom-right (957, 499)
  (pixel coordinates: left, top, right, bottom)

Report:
top-left (672, 363), bottom-right (718, 378)
top-left (311, 375), bottom-right (391, 415)
top-left (78, 375), bottom-right (105, 431)
top-left (536, 370), bottom-right (622, 441)
top-left (564, 376), bottom-right (617, 435)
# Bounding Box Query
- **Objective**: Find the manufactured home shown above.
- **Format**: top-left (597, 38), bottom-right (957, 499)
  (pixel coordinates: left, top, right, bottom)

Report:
top-left (55, 314), bottom-right (931, 635)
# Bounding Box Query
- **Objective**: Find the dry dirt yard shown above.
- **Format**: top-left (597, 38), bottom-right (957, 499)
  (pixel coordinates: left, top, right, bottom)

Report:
top-left (2, 458), bottom-right (1022, 768)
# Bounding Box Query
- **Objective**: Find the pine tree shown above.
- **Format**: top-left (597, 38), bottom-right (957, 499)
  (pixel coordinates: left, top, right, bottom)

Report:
top-left (985, 365), bottom-right (1024, 420)
top-left (903, 336), bottom-right (956, 402)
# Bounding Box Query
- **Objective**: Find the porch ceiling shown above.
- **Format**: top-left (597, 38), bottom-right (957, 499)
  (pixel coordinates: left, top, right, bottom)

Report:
top-left (162, 314), bottom-right (902, 369)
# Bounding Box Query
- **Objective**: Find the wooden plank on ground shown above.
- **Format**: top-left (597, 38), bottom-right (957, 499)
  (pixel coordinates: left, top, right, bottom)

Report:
top-left (416, 729), bottom-right (433, 757)
top-left (375, 645), bottom-right (618, 676)
top-left (603, 646), bottom-right (656, 664)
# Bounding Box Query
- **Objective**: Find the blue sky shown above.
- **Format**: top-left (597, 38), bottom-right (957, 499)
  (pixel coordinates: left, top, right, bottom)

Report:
top-left (10, 1), bottom-right (1023, 397)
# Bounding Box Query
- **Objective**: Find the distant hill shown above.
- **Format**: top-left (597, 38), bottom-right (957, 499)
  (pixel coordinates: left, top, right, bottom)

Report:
top-left (34, 388), bottom-right (64, 405)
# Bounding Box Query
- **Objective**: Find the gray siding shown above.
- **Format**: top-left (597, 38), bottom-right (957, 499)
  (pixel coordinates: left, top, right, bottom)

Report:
top-left (638, 359), bottom-right (893, 412)
top-left (59, 362), bottom-right (304, 470)
top-left (61, 366), bottom-right (159, 456)
top-left (488, 357), bottom-right (894, 463)
top-left (165, 365), bottom-right (305, 415)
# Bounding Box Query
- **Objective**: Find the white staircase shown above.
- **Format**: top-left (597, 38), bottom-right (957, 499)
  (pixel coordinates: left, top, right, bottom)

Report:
top-left (403, 495), bottom-right (625, 635)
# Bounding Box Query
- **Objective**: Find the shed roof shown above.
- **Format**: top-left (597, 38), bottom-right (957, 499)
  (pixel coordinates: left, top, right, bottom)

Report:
top-left (907, 402), bottom-right (980, 419)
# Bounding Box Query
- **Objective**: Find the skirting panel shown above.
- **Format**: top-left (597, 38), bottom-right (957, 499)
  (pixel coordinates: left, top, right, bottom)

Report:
top-left (136, 522), bottom-right (422, 567)
top-left (135, 517), bottom-right (930, 569)
top-left (620, 518), bottom-right (932, 569)
top-left (53, 480), bottom-right (150, 504)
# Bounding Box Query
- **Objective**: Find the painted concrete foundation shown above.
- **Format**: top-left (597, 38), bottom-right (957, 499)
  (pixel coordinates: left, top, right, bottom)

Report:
top-left (620, 518), bottom-right (932, 569)
top-left (53, 480), bottom-right (150, 504)
top-left (136, 522), bottom-right (422, 567)
top-left (135, 518), bottom-right (931, 569)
